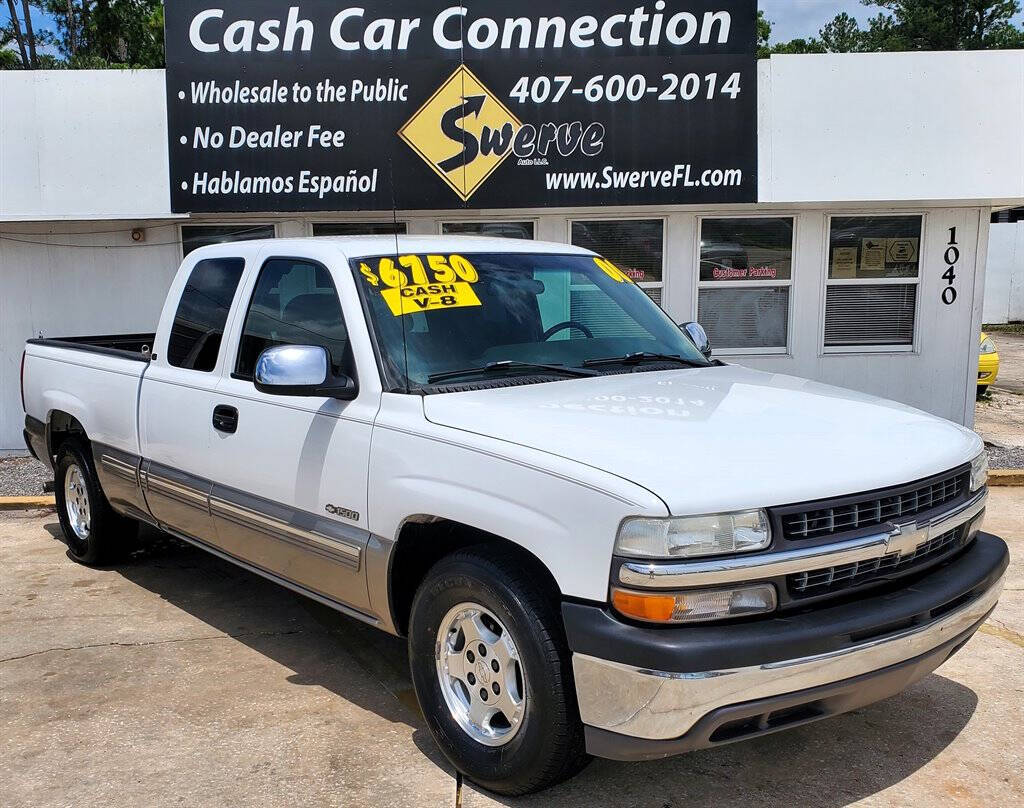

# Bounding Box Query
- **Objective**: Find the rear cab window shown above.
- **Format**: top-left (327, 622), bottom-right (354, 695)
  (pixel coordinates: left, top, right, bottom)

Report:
top-left (167, 257), bottom-right (245, 372)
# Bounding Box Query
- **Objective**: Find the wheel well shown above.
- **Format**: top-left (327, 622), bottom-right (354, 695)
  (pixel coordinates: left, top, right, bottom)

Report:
top-left (47, 411), bottom-right (87, 459)
top-left (388, 519), bottom-right (562, 636)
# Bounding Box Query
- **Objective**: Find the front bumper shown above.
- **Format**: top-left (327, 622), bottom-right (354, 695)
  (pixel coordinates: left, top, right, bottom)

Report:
top-left (564, 532), bottom-right (1007, 760)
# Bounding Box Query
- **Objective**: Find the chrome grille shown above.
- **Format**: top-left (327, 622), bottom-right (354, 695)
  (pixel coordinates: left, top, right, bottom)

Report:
top-left (780, 469), bottom-right (968, 541)
top-left (788, 525), bottom-right (965, 596)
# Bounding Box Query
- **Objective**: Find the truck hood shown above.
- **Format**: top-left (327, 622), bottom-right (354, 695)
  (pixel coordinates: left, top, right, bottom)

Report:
top-left (422, 366), bottom-right (982, 514)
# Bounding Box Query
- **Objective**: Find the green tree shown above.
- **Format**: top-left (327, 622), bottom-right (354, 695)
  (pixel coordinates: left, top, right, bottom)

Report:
top-left (756, 9), bottom-right (772, 58)
top-left (2, 0), bottom-right (52, 67)
top-left (820, 12), bottom-right (866, 52)
top-left (1, 22), bottom-right (24, 67)
top-left (863, 0), bottom-right (1022, 50)
top-left (2, 0), bottom-right (165, 68)
top-left (771, 37), bottom-right (827, 54)
top-left (766, 0), bottom-right (1023, 55)
top-left (43, 0), bottom-right (164, 67)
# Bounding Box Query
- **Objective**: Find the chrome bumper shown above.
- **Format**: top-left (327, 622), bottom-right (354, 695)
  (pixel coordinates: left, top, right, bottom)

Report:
top-left (618, 489), bottom-right (988, 589)
top-left (573, 571), bottom-right (1003, 741)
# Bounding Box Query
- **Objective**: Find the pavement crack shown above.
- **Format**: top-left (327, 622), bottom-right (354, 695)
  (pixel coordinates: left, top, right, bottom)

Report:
top-left (979, 622), bottom-right (1024, 649)
top-left (0, 628), bottom-right (304, 663)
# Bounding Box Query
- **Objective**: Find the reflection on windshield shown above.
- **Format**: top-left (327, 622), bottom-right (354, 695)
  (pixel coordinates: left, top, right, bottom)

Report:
top-left (351, 252), bottom-right (709, 390)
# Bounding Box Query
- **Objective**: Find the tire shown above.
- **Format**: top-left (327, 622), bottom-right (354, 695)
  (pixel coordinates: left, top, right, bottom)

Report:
top-left (408, 546), bottom-right (590, 796)
top-left (54, 439), bottom-right (137, 565)
top-left (977, 384), bottom-right (989, 398)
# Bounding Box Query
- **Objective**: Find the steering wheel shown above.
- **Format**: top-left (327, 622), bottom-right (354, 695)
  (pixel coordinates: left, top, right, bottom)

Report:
top-left (542, 320), bottom-right (594, 340)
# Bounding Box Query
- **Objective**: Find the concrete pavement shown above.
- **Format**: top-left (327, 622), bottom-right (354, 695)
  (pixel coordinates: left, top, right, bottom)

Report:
top-left (988, 331), bottom-right (1024, 395)
top-left (2, 490), bottom-right (1022, 808)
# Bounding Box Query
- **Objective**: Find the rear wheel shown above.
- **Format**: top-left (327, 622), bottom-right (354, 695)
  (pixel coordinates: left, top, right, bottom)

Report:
top-left (54, 440), bottom-right (137, 565)
top-left (408, 547), bottom-right (589, 796)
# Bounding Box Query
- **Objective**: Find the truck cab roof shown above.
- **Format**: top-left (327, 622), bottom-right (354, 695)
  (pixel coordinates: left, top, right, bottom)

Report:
top-left (183, 234), bottom-right (598, 263)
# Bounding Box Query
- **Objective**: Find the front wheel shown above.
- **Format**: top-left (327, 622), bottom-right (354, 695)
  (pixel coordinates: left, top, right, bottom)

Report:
top-left (408, 548), bottom-right (589, 796)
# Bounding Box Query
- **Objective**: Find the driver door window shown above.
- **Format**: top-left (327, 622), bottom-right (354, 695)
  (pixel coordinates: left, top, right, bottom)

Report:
top-left (235, 259), bottom-right (351, 380)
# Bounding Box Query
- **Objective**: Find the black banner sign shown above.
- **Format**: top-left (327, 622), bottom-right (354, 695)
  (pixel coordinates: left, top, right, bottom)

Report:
top-left (165, 1), bottom-right (757, 212)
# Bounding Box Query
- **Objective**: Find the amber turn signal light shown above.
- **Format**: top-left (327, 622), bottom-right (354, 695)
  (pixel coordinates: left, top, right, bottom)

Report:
top-left (611, 589), bottom-right (676, 622)
top-left (611, 584), bottom-right (777, 624)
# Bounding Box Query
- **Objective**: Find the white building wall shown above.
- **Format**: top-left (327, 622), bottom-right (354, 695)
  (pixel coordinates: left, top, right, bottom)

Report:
top-left (759, 51), bottom-right (1024, 204)
top-left (0, 71), bottom-right (174, 221)
top-left (0, 223), bottom-right (182, 452)
top-left (983, 222), bottom-right (1024, 324)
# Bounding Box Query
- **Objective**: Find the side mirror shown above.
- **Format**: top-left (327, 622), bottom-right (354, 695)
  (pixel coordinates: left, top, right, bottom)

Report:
top-left (254, 345), bottom-right (358, 400)
top-left (680, 321), bottom-right (712, 360)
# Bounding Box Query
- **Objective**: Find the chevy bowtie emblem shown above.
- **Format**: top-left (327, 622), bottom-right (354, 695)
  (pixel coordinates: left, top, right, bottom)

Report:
top-left (885, 520), bottom-right (927, 557)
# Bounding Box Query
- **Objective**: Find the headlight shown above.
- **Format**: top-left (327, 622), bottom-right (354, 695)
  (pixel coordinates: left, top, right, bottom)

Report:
top-left (615, 509), bottom-right (771, 559)
top-left (612, 584), bottom-right (777, 623)
top-left (970, 452), bottom-right (988, 492)
top-left (979, 337), bottom-right (997, 354)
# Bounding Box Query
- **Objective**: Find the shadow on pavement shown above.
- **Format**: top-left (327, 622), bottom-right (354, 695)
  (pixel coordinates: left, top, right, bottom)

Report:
top-left (45, 521), bottom-right (978, 808)
top-left (43, 520), bottom-right (452, 775)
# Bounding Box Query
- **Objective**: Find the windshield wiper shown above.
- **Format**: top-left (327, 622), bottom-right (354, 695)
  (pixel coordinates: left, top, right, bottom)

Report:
top-left (582, 352), bottom-right (707, 369)
top-left (427, 360), bottom-right (599, 385)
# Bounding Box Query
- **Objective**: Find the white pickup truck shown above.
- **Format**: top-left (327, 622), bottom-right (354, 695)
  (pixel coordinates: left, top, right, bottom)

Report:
top-left (21, 236), bottom-right (1006, 795)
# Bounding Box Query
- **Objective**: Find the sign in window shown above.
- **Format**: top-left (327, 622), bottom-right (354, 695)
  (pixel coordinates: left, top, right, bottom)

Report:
top-left (697, 217), bottom-right (793, 351)
top-left (825, 216), bottom-right (922, 348)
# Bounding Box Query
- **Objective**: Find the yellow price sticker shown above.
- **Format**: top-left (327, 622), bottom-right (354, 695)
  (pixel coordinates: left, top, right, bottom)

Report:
top-left (381, 281), bottom-right (481, 316)
top-left (360, 254), bottom-right (482, 316)
top-left (594, 257), bottom-right (635, 283)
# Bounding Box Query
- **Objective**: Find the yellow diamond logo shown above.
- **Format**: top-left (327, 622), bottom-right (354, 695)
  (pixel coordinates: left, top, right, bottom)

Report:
top-left (399, 65), bottom-right (522, 202)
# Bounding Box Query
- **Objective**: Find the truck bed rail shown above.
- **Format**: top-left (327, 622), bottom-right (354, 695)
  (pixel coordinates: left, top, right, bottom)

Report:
top-left (27, 333), bottom-right (155, 362)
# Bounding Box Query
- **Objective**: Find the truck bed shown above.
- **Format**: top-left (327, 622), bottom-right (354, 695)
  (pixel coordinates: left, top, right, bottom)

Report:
top-left (26, 333), bottom-right (156, 362)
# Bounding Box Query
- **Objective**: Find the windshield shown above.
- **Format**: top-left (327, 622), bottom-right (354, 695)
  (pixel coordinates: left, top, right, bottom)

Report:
top-left (350, 251), bottom-right (710, 389)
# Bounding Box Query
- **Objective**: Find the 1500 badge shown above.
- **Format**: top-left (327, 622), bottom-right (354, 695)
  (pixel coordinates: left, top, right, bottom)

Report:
top-left (325, 504), bottom-right (360, 521)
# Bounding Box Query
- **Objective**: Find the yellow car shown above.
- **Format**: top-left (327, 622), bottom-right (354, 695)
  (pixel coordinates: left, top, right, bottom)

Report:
top-left (978, 332), bottom-right (1000, 394)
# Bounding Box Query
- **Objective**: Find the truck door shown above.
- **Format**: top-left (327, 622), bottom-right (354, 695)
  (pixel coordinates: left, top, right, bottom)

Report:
top-left (139, 256), bottom-right (246, 543)
top-left (207, 256), bottom-right (376, 614)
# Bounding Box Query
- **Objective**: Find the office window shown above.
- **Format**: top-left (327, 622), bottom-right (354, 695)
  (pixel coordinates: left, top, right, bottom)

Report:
top-left (697, 217), bottom-right (793, 351)
top-left (570, 219), bottom-right (663, 304)
top-left (312, 222), bottom-right (407, 236)
top-left (167, 258), bottom-right (245, 371)
top-left (181, 224), bottom-right (276, 257)
top-left (442, 221), bottom-right (534, 239)
top-left (825, 216), bottom-right (922, 348)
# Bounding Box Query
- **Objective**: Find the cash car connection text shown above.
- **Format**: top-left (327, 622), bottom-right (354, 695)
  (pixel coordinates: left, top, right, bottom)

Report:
top-left (187, 4), bottom-right (736, 54)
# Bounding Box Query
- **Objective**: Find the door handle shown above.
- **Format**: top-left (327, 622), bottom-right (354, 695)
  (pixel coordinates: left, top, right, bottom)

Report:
top-left (212, 404), bottom-right (238, 434)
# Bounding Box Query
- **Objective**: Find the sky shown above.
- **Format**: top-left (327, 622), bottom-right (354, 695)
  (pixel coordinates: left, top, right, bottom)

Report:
top-left (3, 2), bottom-right (1024, 50)
top-left (761, 0), bottom-right (873, 42)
